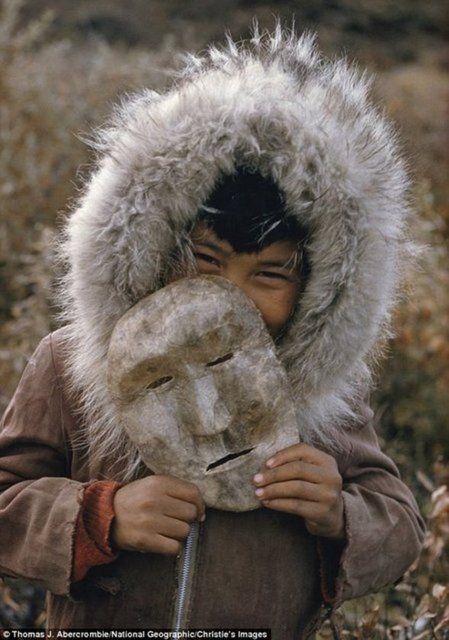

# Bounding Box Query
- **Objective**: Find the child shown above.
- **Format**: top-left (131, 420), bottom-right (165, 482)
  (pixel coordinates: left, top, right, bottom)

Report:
top-left (0, 27), bottom-right (425, 637)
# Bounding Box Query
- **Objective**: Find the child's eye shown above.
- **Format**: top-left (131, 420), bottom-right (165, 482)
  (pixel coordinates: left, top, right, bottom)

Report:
top-left (257, 270), bottom-right (289, 280)
top-left (193, 252), bottom-right (220, 267)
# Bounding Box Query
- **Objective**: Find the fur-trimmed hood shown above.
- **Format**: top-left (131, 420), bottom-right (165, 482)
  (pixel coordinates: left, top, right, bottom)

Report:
top-left (58, 26), bottom-right (412, 479)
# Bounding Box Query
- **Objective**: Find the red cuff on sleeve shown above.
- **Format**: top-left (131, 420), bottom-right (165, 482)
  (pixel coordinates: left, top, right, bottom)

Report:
top-left (72, 480), bottom-right (122, 583)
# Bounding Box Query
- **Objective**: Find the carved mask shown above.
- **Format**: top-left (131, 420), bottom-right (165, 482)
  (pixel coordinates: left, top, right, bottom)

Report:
top-left (107, 276), bottom-right (299, 511)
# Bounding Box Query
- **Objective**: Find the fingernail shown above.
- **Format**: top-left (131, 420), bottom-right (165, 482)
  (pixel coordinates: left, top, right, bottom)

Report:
top-left (254, 473), bottom-right (263, 484)
top-left (266, 458), bottom-right (275, 468)
top-left (255, 488), bottom-right (264, 497)
top-left (200, 513), bottom-right (206, 522)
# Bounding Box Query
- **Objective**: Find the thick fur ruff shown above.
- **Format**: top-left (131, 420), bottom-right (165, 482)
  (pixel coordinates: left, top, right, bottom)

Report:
top-left (57, 26), bottom-right (413, 480)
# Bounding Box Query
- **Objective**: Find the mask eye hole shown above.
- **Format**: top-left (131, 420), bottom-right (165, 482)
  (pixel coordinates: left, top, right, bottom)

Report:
top-left (145, 375), bottom-right (173, 390)
top-left (206, 352), bottom-right (234, 367)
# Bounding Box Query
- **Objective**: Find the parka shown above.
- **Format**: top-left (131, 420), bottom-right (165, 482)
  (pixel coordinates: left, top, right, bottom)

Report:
top-left (0, 27), bottom-right (425, 637)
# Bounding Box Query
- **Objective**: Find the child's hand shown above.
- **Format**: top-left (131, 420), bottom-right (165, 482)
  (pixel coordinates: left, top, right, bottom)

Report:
top-left (253, 443), bottom-right (345, 540)
top-left (111, 475), bottom-right (205, 554)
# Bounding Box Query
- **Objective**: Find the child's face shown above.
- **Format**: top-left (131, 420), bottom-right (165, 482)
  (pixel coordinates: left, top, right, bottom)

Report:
top-left (190, 224), bottom-right (301, 337)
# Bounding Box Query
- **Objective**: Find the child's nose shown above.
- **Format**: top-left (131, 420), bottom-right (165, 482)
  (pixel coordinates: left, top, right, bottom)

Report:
top-left (221, 266), bottom-right (253, 303)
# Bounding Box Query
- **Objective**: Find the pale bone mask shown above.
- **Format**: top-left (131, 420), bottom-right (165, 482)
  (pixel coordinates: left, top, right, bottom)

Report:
top-left (107, 275), bottom-right (299, 511)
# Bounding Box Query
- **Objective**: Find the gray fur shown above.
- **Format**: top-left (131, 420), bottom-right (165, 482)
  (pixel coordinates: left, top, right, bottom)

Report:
top-left (57, 26), bottom-right (413, 480)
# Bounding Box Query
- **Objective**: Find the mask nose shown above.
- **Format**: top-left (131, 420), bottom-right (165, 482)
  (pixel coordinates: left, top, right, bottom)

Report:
top-left (188, 374), bottom-right (232, 436)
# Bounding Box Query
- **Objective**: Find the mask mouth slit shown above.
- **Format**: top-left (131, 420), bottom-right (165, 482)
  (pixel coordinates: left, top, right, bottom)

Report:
top-left (206, 448), bottom-right (254, 472)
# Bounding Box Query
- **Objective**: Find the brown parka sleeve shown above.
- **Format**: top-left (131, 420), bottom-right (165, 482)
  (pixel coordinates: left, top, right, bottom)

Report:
top-left (319, 403), bottom-right (426, 606)
top-left (0, 333), bottom-right (84, 596)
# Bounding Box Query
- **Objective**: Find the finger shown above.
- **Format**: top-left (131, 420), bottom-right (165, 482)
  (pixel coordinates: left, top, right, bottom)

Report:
top-left (115, 522), bottom-right (185, 555)
top-left (130, 510), bottom-right (192, 546)
top-left (150, 475), bottom-right (206, 520)
top-left (254, 460), bottom-right (337, 487)
top-left (140, 533), bottom-right (182, 555)
top-left (160, 495), bottom-right (203, 523)
top-left (265, 443), bottom-right (337, 470)
top-left (255, 479), bottom-right (327, 503)
top-left (153, 513), bottom-right (192, 541)
top-left (161, 476), bottom-right (206, 517)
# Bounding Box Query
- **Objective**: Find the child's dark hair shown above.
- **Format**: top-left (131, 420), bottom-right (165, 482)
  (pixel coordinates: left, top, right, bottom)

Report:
top-left (198, 167), bottom-right (310, 274)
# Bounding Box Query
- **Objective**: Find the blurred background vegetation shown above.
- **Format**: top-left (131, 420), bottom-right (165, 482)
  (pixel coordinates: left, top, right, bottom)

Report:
top-left (0, 0), bottom-right (448, 636)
